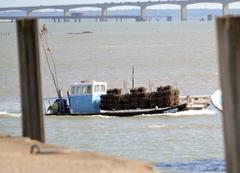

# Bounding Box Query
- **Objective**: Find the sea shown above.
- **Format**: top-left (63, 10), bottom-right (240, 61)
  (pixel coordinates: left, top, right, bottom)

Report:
top-left (0, 21), bottom-right (224, 173)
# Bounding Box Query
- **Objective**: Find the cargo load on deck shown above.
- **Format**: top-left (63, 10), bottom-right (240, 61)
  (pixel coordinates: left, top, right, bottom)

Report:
top-left (100, 85), bottom-right (180, 110)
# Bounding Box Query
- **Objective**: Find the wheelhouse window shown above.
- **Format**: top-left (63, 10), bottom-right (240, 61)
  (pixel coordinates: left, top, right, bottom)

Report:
top-left (70, 87), bottom-right (74, 94)
top-left (100, 85), bottom-right (106, 92)
top-left (70, 87), bottom-right (77, 95)
top-left (82, 85), bottom-right (92, 94)
top-left (94, 85), bottom-right (100, 92)
top-left (77, 86), bottom-right (82, 94)
top-left (94, 84), bottom-right (106, 93)
top-left (70, 85), bottom-right (93, 95)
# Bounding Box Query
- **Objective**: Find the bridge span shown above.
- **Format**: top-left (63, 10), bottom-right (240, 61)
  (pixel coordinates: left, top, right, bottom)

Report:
top-left (0, 15), bottom-right (173, 23)
top-left (0, 0), bottom-right (239, 21)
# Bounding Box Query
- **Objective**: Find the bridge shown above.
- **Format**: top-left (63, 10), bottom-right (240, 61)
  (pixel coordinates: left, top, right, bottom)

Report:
top-left (0, 0), bottom-right (238, 21)
top-left (0, 15), bottom-right (155, 22)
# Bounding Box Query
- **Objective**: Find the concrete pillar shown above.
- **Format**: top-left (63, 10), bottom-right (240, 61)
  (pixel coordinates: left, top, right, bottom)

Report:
top-left (101, 7), bottom-right (108, 22)
top-left (64, 9), bottom-right (71, 22)
top-left (26, 10), bottom-right (32, 16)
top-left (223, 3), bottom-right (229, 16)
top-left (181, 4), bottom-right (187, 21)
top-left (167, 16), bottom-right (172, 22)
top-left (140, 6), bottom-right (147, 21)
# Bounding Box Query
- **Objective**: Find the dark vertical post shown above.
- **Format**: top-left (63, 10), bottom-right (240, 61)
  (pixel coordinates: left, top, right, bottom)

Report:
top-left (16, 18), bottom-right (45, 143)
top-left (217, 16), bottom-right (240, 173)
top-left (132, 66), bottom-right (135, 89)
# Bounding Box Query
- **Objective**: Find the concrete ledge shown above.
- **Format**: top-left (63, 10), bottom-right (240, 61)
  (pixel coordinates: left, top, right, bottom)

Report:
top-left (0, 134), bottom-right (158, 173)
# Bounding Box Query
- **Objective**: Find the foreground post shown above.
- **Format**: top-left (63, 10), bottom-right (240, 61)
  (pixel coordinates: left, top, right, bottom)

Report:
top-left (217, 16), bottom-right (240, 173)
top-left (16, 18), bottom-right (45, 142)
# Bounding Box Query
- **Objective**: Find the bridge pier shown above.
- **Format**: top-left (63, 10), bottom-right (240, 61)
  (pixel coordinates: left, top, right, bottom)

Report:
top-left (140, 6), bottom-right (147, 21)
top-left (26, 10), bottom-right (32, 16)
top-left (64, 9), bottom-right (71, 22)
top-left (181, 4), bottom-right (187, 21)
top-left (223, 3), bottom-right (229, 16)
top-left (101, 7), bottom-right (108, 22)
top-left (167, 16), bottom-right (172, 22)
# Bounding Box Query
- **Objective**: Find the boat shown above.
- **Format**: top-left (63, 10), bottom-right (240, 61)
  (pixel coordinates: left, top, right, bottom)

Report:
top-left (66, 31), bottom-right (93, 35)
top-left (45, 80), bottom-right (187, 117)
top-left (185, 95), bottom-right (211, 110)
top-left (211, 89), bottom-right (223, 111)
top-left (41, 25), bottom-right (187, 117)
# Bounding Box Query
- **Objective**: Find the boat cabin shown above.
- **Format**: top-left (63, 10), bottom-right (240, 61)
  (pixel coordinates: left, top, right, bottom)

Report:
top-left (69, 81), bottom-right (107, 114)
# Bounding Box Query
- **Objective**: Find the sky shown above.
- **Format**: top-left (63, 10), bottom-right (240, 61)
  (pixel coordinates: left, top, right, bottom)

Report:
top-left (0, 0), bottom-right (240, 9)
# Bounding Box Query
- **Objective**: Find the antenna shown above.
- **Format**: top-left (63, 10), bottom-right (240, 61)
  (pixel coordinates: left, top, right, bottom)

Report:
top-left (124, 80), bottom-right (128, 94)
top-left (132, 66), bottom-right (135, 89)
top-left (149, 80), bottom-right (152, 92)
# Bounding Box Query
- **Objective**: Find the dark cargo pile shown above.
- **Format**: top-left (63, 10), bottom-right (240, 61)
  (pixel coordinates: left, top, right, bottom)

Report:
top-left (100, 85), bottom-right (180, 110)
top-left (100, 88), bottom-right (122, 110)
top-left (149, 85), bottom-right (179, 108)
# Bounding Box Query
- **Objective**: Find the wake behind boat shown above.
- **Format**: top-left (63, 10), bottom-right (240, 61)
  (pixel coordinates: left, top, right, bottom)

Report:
top-left (45, 80), bottom-right (187, 117)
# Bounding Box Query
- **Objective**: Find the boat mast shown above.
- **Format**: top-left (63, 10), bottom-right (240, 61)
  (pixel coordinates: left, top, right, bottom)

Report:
top-left (39, 24), bottom-right (61, 99)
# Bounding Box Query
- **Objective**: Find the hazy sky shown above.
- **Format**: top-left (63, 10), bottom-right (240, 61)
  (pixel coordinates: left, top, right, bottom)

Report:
top-left (0, 0), bottom-right (240, 9)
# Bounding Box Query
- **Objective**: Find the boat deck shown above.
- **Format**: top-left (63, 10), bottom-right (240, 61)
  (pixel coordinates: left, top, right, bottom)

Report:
top-left (181, 95), bottom-right (211, 110)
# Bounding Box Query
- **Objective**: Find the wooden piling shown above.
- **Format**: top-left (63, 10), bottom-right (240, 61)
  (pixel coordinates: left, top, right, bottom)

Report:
top-left (217, 16), bottom-right (240, 173)
top-left (16, 18), bottom-right (45, 142)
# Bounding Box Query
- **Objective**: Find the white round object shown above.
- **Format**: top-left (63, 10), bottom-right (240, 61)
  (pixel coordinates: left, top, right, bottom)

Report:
top-left (211, 89), bottom-right (223, 111)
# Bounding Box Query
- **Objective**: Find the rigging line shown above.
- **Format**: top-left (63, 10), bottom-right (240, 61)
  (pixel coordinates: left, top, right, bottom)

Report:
top-left (39, 33), bottom-right (59, 95)
top-left (40, 33), bottom-right (58, 92)
top-left (43, 32), bottom-right (58, 83)
top-left (42, 32), bottom-right (59, 89)
top-left (42, 32), bottom-right (59, 88)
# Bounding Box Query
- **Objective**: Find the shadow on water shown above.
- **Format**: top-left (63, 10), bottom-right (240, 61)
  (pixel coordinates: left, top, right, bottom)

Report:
top-left (155, 159), bottom-right (225, 172)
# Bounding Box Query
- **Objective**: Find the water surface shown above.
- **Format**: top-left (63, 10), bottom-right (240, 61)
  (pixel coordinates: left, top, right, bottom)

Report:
top-left (0, 21), bottom-right (224, 172)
